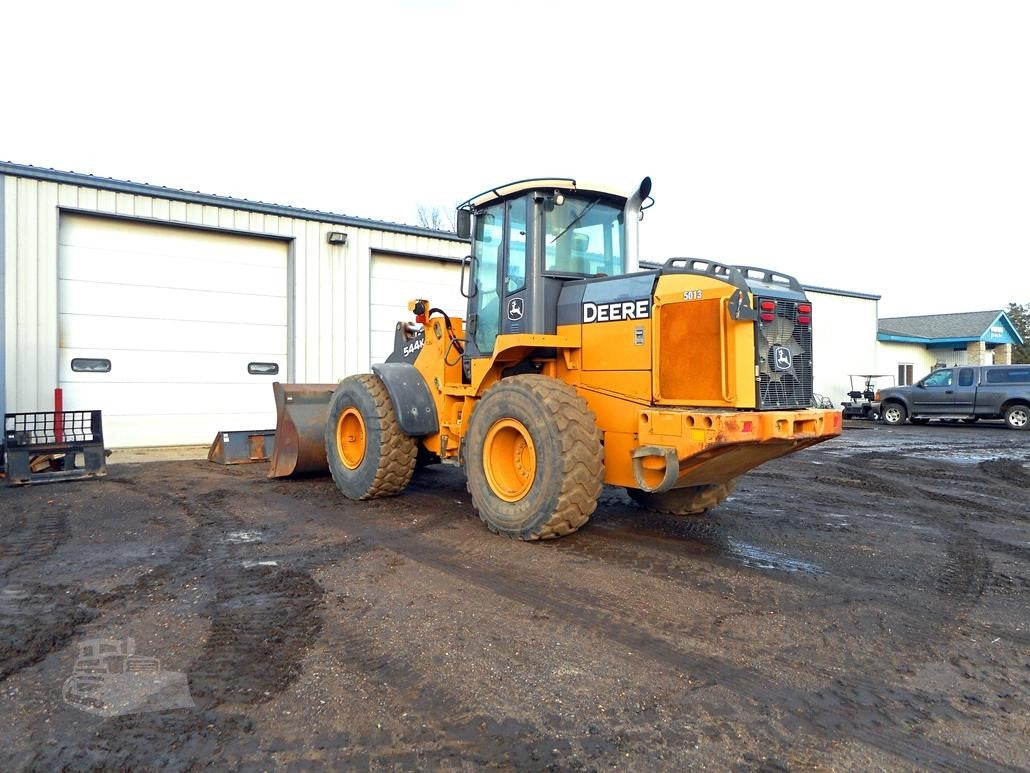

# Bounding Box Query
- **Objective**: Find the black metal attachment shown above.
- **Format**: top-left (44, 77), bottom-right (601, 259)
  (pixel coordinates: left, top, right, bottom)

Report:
top-left (3, 410), bottom-right (107, 486)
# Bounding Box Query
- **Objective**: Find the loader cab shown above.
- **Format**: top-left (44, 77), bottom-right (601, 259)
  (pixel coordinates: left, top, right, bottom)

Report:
top-left (457, 177), bottom-right (650, 360)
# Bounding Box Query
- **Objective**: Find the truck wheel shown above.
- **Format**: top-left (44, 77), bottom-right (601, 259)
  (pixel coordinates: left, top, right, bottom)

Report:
top-left (325, 373), bottom-right (417, 499)
top-left (1004, 404), bottom-right (1029, 430)
top-left (881, 402), bottom-right (907, 426)
top-left (466, 375), bottom-right (604, 540)
top-left (627, 480), bottom-right (737, 516)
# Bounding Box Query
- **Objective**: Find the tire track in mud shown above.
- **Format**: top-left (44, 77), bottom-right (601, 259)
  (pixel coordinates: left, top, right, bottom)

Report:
top-left (0, 584), bottom-right (99, 683)
top-left (187, 565), bottom-right (324, 708)
top-left (382, 535), bottom-right (1010, 770)
top-left (0, 502), bottom-right (72, 578)
top-left (288, 462), bottom-right (1023, 734)
top-left (107, 480), bottom-right (337, 708)
top-left (260, 487), bottom-right (1015, 771)
top-left (979, 459), bottom-right (1030, 493)
top-left (18, 475), bottom-right (342, 766)
top-left (0, 499), bottom-right (100, 684)
top-left (312, 597), bottom-right (580, 768)
top-left (159, 475), bottom-right (612, 766)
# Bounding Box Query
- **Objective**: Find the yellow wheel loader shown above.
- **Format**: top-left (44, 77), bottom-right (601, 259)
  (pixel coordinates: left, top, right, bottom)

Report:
top-left (278, 177), bottom-right (842, 539)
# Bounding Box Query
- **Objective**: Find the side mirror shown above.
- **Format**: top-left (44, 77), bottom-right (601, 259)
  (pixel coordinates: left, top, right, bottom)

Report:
top-left (456, 209), bottom-right (472, 240)
top-left (916, 382), bottom-right (926, 389)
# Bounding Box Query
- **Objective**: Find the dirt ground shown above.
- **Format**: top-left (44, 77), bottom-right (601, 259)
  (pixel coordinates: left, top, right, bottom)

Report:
top-left (1, 420), bottom-right (1028, 770)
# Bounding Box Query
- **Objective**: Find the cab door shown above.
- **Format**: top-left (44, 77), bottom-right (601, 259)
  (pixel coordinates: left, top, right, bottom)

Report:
top-left (467, 197), bottom-right (529, 358)
top-left (911, 368), bottom-right (956, 414)
top-left (468, 202), bottom-right (505, 356)
top-left (951, 368), bottom-right (977, 413)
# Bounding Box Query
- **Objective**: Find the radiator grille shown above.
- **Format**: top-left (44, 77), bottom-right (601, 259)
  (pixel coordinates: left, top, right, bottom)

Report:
top-left (756, 298), bottom-right (813, 409)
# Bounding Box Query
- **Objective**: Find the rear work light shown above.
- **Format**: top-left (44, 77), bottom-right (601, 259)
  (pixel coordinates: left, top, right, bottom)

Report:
top-left (761, 312), bottom-right (775, 322)
top-left (760, 299), bottom-right (776, 311)
top-left (798, 303), bottom-right (812, 313)
top-left (797, 315), bottom-right (812, 325)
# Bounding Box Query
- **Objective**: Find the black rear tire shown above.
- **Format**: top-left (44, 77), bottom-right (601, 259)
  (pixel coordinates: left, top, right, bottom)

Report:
top-left (325, 374), bottom-right (417, 500)
top-left (465, 375), bottom-right (604, 540)
top-left (627, 480), bottom-right (737, 516)
top-left (1004, 404), bottom-right (1029, 430)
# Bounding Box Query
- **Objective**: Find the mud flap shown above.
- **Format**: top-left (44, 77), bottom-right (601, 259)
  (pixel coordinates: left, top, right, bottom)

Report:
top-left (370, 363), bottom-right (438, 436)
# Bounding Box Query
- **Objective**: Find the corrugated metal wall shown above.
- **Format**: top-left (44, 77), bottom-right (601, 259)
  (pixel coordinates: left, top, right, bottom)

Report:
top-left (1, 174), bottom-right (467, 414)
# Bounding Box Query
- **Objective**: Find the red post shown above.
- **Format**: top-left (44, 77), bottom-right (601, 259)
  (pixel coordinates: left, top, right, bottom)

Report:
top-left (54, 387), bottom-right (64, 442)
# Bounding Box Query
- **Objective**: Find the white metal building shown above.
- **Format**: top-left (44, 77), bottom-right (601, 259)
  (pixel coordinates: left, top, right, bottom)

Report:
top-left (805, 285), bottom-right (881, 405)
top-left (1, 162), bottom-right (467, 447)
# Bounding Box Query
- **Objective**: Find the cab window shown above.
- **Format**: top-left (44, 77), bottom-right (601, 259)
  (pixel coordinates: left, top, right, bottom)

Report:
top-left (958, 369), bottom-right (974, 387)
top-left (504, 198), bottom-right (527, 294)
top-left (923, 369), bottom-right (953, 387)
top-left (472, 203), bottom-right (504, 353)
top-left (543, 195), bottom-right (623, 276)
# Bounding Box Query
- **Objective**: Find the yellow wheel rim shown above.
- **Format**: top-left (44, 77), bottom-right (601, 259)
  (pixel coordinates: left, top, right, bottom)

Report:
top-left (336, 408), bottom-right (366, 470)
top-left (483, 418), bottom-right (536, 502)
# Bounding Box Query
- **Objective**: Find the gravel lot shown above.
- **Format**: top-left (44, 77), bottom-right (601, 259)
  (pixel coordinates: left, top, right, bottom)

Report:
top-left (1, 421), bottom-right (1028, 770)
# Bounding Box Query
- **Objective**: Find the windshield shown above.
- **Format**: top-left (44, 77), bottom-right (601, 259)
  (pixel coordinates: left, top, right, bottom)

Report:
top-left (543, 195), bottom-right (624, 276)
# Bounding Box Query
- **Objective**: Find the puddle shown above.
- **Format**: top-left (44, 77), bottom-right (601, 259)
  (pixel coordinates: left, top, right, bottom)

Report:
top-left (907, 451), bottom-right (1005, 464)
top-left (225, 530), bottom-right (263, 544)
top-left (724, 539), bottom-right (824, 574)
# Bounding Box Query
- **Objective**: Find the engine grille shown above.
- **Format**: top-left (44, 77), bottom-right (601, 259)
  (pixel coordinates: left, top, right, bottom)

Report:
top-left (756, 297), bottom-right (813, 409)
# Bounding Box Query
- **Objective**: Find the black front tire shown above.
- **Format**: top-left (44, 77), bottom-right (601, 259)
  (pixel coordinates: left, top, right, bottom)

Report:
top-left (881, 402), bottom-right (908, 426)
top-left (325, 374), bottom-right (417, 500)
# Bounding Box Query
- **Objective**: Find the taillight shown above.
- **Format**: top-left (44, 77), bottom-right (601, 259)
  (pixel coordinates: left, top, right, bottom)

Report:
top-left (797, 302), bottom-right (811, 326)
top-left (759, 299), bottom-right (776, 322)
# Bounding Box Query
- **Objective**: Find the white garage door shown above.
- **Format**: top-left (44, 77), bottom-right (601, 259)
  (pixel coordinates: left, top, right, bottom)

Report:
top-left (58, 214), bottom-right (289, 447)
top-left (369, 252), bottom-right (465, 363)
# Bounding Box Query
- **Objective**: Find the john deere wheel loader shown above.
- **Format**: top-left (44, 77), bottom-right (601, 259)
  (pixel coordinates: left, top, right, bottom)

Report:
top-left (293, 177), bottom-right (841, 539)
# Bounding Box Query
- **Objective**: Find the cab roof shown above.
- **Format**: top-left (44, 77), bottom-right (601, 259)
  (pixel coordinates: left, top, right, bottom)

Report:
top-left (461, 178), bottom-right (631, 209)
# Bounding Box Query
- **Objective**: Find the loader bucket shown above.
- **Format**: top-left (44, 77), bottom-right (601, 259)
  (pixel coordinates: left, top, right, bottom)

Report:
top-left (267, 382), bottom-right (338, 478)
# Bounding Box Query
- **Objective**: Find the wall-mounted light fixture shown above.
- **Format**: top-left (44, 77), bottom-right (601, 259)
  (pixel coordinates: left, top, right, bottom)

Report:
top-left (327, 231), bottom-right (348, 245)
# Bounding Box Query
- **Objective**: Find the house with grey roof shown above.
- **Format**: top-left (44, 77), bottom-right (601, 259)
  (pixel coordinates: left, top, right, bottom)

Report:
top-left (877, 310), bottom-right (1023, 385)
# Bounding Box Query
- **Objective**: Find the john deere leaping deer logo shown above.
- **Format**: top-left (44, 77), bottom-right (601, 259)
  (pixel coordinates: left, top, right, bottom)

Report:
top-left (507, 298), bottom-right (525, 320)
top-left (63, 638), bottom-right (194, 717)
top-left (773, 345), bottom-right (793, 372)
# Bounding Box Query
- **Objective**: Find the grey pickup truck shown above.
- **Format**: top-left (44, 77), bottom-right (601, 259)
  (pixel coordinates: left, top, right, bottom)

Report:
top-left (878, 365), bottom-right (1030, 430)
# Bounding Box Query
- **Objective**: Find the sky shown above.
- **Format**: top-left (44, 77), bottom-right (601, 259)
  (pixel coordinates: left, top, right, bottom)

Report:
top-left (3, 0), bottom-right (1028, 318)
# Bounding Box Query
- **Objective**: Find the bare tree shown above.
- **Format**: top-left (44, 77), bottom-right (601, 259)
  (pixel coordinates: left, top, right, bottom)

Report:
top-left (416, 203), bottom-right (456, 232)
